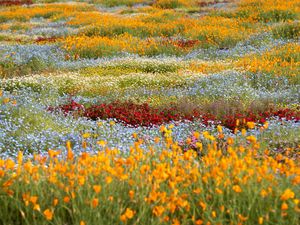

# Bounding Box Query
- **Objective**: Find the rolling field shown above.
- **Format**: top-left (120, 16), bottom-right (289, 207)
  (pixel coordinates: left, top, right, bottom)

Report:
top-left (0, 0), bottom-right (299, 224)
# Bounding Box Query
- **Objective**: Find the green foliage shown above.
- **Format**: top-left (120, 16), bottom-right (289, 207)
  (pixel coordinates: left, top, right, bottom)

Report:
top-left (154, 0), bottom-right (182, 9)
top-left (1, 81), bottom-right (44, 93)
top-left (0, 16), bottom-right (8, 23)
top-left (259, 10), bottom-right (296, 22)
top-left (81, 25), bottom-right (152, 38)
top-left (0, 57), bottom-right (52, 79)
top-left (92, 0), bottom-right (151, 7)
top-left (80, 66), bottom-right (138, 77)
top-left (109, 60), bottom-right (182, 74)
top-left (78, 45), bottom-right (122, 58)
top-left (9, 24), bottom-right (29, 32)
top-left (272, 22), bottom-right (300, 40)
top-left (0, 35), bottom-right (6, 41)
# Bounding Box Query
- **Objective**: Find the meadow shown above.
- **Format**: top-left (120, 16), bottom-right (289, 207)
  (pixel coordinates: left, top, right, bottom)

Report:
top-left (0, 0), bottom-right (299, 224)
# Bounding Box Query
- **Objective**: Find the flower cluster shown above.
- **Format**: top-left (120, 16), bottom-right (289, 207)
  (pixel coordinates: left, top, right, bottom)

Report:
top-left (50, 100), bottom-right (299, 130)
top-left (222, 108), bottom-right (300, 131)
top-left (237, 43), bottom-right (300, 78)
top-left (49, 100), bottom-right (211, 127)
top-left (0, 135), bottom-right (299, 224)
top-left (0, 0), bottom-right (32, 6)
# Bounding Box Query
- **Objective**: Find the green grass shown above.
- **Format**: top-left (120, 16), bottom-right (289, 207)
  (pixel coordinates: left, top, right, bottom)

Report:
top-left (0, 57), bottom-right (53, 79)
top-left (272, 22), bottom-right (300, 40)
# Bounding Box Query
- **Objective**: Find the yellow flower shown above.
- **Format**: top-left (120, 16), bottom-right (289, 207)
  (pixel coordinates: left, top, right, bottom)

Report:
top-left (238, 214), bottom-right (248, 221)
top-left (220, 205), bottom-right (225, 212)
top-left (80, 221), bottom-right (85, 225)
top-left (258, 217), bottom-right (264, 224)
top-left (120, 215), bottom-right (127, 222)
top-left (109, 121), bottom-right (115, 126)
top-left (78, 176), bottom-right (85, 186)
top-left (53, 198), bottom-right (58, 206)
top-left (140, 165), bottom-right (150, 174)
top-left (29, 196), bottom-right (38, 204)
top-left (241, 128), bottom-right (247, 136)
top-left (124, 208), bottom-right (134, 219)
top-left (215, 188), bottom-right (223, 194)
top-left (196, 142), bottom-right (202, 150)
top-left (82, 133), bottom-right (91, 139)
top-left (97, 140), bottom-right (106, 147)
top-left (64, 196), bottom-right (70, 203)
top-left (280, 189), bottom-right (295, 201)
top-left (217, 125), bottom-right (223, 133)
top-left (129, 190), bottom-right (134, 200)
top-left (48, 150), bottom-right (61, 158)
top-left (207, 135), bottom-right (215, 141)
top-left (132, 133), bottom-right (138, 139)
top-left (227, 137), bottom-right (234, 145)
top-left (105, 176), bottom-right (113, 184)
top-left (246, 135), bottom-right (256, 143)
top-left (43, 209), bottom-right (53, 220)
top-left (202, 131), bottom-right (209, 138)
top-left (168, 124), bottom-right (174, 129)
top-left (93, 185), bottom-right (101, 194)
top-left (193, 188), bottom-right (201, 194)
top-left (92, 198), bottom-right (99, 208)
top-left (153, 205), bottom-right (165, 216)
top-left (281, 202), bottom-right (288, 210)
top-left (120, 208), bottom-right (135, 222)
top-left (199, 201), bottom-right (206, 210)
top-left (193, 131), bottom-right (200, 139)
top-left (263, 121), bottom-right (269, 129)
top-left (172, 218), bottom-right (180, 225)
top-left (33, 204), bottom-right (40, 211)
top-left (212, 211), bottom-right (216, 218)
top-left (154, 137), bottom-right (160, 143)
top-left (260, 189), bottom-right (268, 198)
top-left (3, 98), bottom-right (10, 104)
top-left (246, 122), bottom-right (255, 129)
top-left (66, 141), bottom-right (74, 160)
top-left (232, 185), bottom-right (242, 193)
top-left (160, 125), bottom-right (166, 133)
top-left (195, 219), bottom-right (203, 225)
top-left (186, 137), bottom-right (192, 144)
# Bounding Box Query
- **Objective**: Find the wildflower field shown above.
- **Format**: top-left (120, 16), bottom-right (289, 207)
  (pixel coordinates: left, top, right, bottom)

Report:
top-left (0, 0), bottom-right (299, 224)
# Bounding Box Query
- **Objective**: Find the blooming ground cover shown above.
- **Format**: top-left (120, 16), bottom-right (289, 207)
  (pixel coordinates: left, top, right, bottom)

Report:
top-left (0, 0), bottom-right (299, 224)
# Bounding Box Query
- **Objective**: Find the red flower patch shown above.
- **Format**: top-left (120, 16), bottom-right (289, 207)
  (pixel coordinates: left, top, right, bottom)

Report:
top-left (35, 37), bottom-right (58, 43)
top-left (0, 0), bottom-right (32, 6)
top-left (49, 100), bottom-right (300, 130)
